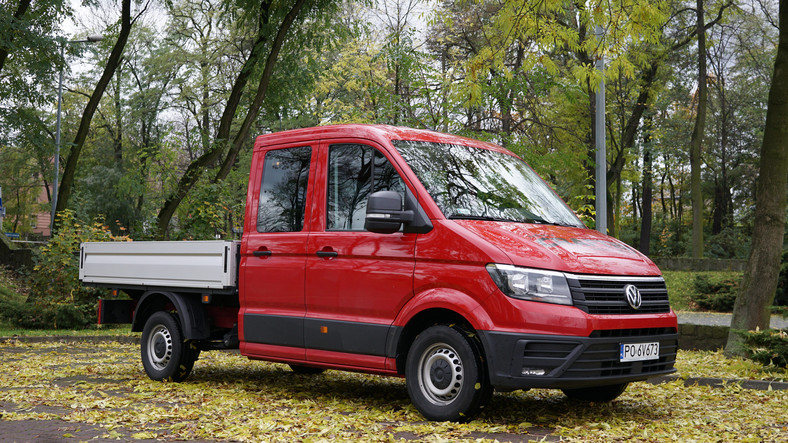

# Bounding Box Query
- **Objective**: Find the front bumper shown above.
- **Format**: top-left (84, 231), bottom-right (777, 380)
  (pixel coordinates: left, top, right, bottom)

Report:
top-left (478, 327), bottom-right (678, 391)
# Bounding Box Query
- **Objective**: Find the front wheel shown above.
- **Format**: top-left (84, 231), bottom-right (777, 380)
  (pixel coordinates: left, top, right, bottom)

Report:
top-left (405, 325), bottom-right (492, 422)
top-left (562, 382), bottom-right (629, 402)
top-left (141, 311), bottom-right (197, 382)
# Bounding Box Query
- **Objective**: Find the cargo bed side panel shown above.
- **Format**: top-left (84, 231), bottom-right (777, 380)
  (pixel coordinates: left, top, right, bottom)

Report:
top-left (80, 241), bottom-right (239, 291)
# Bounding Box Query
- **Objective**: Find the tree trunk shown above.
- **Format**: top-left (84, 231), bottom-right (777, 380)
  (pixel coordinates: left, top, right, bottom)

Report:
top-left (0, 0), bottom-right (32, 75)
top-left (113, 66), bottom-right (123, 169)
top-left (55, 0), bottom-right (133, 216)
top-left (213, 0), bottom-right (308, 183)
top-left (712, 86), bottom-right (731, 235)
top-left (725, 0), bottom-right (788, 356)
top-left (639, 118), bottom-right (654, 255)
top-left (689, 0), bottom-right (707, 258)
top-left (155, 0), bottom-right (274, 237)
top-left (606, 61), bottom-right (660, 237)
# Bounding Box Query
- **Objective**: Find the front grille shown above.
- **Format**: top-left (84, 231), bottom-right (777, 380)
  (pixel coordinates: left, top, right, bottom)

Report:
top-left (568, 275), bottom-right (671, 315)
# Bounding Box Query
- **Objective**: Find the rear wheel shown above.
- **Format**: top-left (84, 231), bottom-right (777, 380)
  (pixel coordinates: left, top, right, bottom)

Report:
top-left (562, 382), bottom-right (629, 402)
top-left (405, 325), bottom-right (492, 422)
top-left (141, 311), bottom-right (197, 382)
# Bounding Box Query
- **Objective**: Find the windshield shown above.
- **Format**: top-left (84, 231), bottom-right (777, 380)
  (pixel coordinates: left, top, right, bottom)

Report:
top-left (393, 140), bottom-right (583, 227)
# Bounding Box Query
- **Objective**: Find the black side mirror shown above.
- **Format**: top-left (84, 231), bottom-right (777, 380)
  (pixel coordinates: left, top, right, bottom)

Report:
top-left (365, 191), bottom-right (414, 234)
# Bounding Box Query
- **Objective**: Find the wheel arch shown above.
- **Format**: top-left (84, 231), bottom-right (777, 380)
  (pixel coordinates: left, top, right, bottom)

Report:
top-left (388, 289), bottom-right (494, 376)
top-left (132, 291), bottom-right (210, 340)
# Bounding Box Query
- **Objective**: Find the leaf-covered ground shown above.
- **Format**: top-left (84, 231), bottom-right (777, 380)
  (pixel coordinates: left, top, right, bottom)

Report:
top-left (0, 341), bottom-right (786, 442)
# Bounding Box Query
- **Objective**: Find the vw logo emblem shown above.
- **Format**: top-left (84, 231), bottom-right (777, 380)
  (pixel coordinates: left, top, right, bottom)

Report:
top-left (624, 284), bottom-right (642, 310)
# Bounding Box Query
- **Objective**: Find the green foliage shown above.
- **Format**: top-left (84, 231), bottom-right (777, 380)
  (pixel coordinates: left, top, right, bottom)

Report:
top-left (72, 165), bottom-right (138, 235)
top-left (173, 149), bottom-right (250, 240)
top-left (706, 227), bottom-right (752, 259)
top-left (463, 0), bottom-right (668, 103)
top-left (20, 210), bottom-right (127, 329)
top-left (176, 181), bottom-right (244, 240)
top-left (0, 298), bottom-right (89, 330)
top-left (744, 328), bottom-right (788, 369)
top-left (0, 137), bottom-right (53, 236)
top-left (0, 0), bottom-right (69, 102)
top-left (0, 263), bottom-right (89, 329)
top-left (0, 0), bottom-right (778, 274)
top-left (690, 274), bottom-right (739, 312)
top-left (662, 271), bottom-right (742, 312)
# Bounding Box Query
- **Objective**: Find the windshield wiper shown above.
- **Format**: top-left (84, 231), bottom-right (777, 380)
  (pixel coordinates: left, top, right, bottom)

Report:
top-left (525, 216), bottom-right (559, 226)
top-left (525, 217), bottom-right (579, 228)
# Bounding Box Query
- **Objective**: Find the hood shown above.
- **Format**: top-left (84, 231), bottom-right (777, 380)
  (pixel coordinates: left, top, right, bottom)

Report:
top-left (455, 221), bottom-right (660, 276)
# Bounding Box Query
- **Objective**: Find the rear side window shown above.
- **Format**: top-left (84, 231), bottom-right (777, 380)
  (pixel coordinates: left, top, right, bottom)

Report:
top-left (257, 146), bottom-right (312, 232)
top-left (327, 144), bottom-right (404, 231)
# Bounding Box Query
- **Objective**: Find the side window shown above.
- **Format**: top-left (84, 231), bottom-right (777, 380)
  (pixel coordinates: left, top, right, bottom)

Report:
top-left (327, 144), bottom-right (405, 231)
top-left (257, 146), bottom-right (312, 233)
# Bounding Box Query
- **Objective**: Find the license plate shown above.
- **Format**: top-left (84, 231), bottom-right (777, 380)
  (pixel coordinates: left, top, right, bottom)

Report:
top-left (620, 342), bottom-right (660, 362)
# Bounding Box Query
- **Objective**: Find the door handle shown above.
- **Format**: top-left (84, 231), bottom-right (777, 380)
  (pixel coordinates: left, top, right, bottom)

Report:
top-left (316, 247), bottom-right (338, 258)
top-left (253, 249), bottom-right (272, 257)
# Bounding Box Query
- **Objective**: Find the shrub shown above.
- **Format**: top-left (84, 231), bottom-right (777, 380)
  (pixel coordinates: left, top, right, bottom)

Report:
top-left (706, 227), bottom-right (751, 259)
top-left (690, 274), bottom-right (738, 312)
top-left (0, 298), bottom-right (91, 329)
top-left (18, 210), bottom-right (128, 329)
top-left (743, 328), bottom-right (788, 369)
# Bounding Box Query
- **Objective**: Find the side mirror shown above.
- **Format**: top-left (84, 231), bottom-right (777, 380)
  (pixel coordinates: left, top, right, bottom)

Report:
top-left (365, 191), bottom-right (414, 234)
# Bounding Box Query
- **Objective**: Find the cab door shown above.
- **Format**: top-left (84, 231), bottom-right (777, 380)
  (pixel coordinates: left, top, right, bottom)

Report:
top-left (240, 144), bottom-right (315, 361)
top-left (304, 141), bottom-right (416, 368)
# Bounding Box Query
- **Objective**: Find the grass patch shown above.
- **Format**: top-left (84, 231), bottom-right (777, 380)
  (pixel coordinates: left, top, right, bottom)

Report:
top-left (663, 270), bottom-right (742, 311)
top-left (0, 325), bottom-right (136, 337)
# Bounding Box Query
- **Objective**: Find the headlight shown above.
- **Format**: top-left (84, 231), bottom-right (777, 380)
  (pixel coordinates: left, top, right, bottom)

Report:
top-left (486, 264), bottom-right (573, 306)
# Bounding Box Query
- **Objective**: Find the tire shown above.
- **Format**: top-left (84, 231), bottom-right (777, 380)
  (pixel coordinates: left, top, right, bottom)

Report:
top-left (405, 325), bottom-right (492, 422)
top-left (562, 382), bottom-right (629, 402)
top-left (141, 311), bottom-right (196, 382)
top-left (289, 364), bottom-right (325, 375)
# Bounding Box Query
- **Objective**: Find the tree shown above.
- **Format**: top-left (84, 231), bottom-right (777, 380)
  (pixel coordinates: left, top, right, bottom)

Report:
top-left (0, 0), bottom-right (67, 83)
top-left (0, 0), bottom-right (33, 75)
top-left (154, 0), bottom-right (317, 237)
top-left (0, 0), bottom-right (69, 188)
top-left (725, 0), bottom-right (788, 356)
top-left (689, 0), bottom-right (708, 258)
top-left (55, 0), bottom-right (142, 217)
top-left (638, 115), bottom-right (655, 254)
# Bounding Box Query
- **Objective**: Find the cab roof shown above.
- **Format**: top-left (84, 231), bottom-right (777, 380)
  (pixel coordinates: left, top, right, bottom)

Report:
top-left (253, 124), bottom-right (510, 155)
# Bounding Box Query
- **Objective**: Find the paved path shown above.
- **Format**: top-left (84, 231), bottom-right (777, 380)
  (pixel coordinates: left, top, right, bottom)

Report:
top-left (677, 312), bottom-right (788, 329)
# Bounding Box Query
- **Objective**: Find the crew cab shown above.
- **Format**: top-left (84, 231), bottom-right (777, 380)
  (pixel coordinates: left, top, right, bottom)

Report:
top-left (80, 124), bottom-right (678, 421)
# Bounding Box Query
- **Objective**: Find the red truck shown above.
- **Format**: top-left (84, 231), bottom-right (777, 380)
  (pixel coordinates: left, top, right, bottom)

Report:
top-left (80, 124), bottom-right (678, 421)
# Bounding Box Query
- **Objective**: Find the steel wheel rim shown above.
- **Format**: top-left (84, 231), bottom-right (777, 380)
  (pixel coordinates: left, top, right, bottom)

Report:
top-left (417, 342), bottom-right (464, 405)
top-left (147, 324), bottom-right (173, 371)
